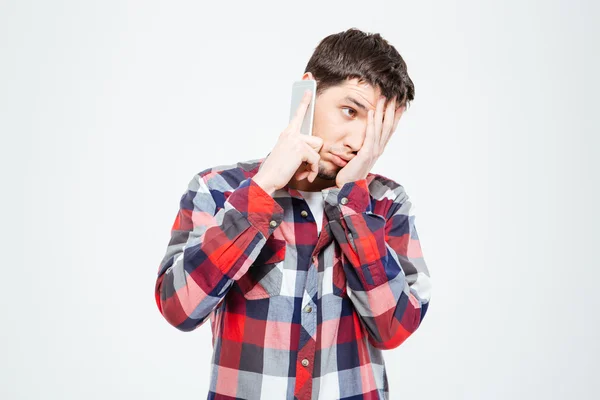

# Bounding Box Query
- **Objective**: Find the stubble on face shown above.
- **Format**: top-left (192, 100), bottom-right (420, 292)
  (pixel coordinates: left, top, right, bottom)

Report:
top-left (315, 157), bottom-right (338, 181)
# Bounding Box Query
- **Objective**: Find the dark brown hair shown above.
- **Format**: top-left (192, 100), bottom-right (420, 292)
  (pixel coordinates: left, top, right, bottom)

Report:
top-left (304, 28), bottom-right (415, 108)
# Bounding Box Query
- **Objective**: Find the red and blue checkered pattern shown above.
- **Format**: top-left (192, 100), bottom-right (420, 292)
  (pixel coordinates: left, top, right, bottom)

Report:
top-left (155, 155), bottom-right (432, 400)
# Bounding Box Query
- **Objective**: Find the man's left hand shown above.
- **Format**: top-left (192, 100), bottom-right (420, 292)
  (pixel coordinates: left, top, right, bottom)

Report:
top-left (335, 95), bottom-right (406, 188)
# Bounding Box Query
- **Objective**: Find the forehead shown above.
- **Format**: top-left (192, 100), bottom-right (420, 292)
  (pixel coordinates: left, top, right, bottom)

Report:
top-left (321, 78), bottom-right (406, 111)
top-left (330, 78), bottom-right (381, 108)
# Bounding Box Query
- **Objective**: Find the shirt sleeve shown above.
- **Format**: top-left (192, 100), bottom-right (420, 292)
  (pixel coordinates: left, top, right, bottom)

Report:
top-left (154, 173), bottom-right (284, 332)
top-left (324, 178), bottom-right (432, 350)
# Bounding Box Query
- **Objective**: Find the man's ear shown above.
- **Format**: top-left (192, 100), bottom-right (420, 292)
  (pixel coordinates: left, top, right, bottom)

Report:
top-left (301, 71), bottom-right (315, 80)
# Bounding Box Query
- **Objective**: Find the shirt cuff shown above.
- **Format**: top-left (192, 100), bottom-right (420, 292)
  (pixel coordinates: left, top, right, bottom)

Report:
top-left (226, 177), bottom-right (284, 238)
top-left (323, 178), bottom-right (372, 221)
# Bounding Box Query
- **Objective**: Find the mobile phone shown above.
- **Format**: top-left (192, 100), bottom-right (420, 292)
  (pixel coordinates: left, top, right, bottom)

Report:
top-left (289, 80), bottom-right (317, 136)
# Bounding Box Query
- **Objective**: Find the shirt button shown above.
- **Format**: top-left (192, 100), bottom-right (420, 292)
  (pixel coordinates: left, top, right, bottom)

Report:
top-left (300, 210), bottom-right (308, 218)
top-left (340, 197), bottom-right (348, 205)
top-left (301, 358), bottom-right (309, 367)
top-left (304, 305), bottom-right (312, 313)
top-left (270, 220), bottom-right (277, 227)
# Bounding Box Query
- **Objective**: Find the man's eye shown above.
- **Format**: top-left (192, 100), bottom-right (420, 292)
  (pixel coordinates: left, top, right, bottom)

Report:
top-left (342, 107), bottom-right (356, 118)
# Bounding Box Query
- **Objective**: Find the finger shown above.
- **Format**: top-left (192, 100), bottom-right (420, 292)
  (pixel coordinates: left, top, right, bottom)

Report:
top-left (373, 96), bottom-right (385, 143)
top-left (381, 97), bottom-right (396, 147)
top-left (385, 104), bottom-right (405, 148)
top-left (391, 104), bottom-right (405, 134)
top-left (299, 134), bottom-right (324, 152)
top-left (302, 143), bottom-right (320, 182)
top-left (294, 161), bottom-right (310, 179)
top-left (361, 109), bottom-right (375, 155)
top-left (288, 90), bottom-right (313, 133)
top-left (295, 169), bottom-right (310, 181)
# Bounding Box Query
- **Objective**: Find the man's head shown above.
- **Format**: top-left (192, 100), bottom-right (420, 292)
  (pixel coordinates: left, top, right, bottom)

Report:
top-left (298, 28), bottom-right (414, 184)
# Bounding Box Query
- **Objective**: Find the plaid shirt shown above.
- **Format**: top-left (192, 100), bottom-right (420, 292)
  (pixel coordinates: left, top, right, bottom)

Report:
top-left (155, 155), bottom-right (432, 400)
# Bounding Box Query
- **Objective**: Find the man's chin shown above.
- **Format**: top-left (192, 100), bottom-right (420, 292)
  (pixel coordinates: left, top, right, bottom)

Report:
top-left (317, 170), bottom-right (337, 181)
top-left (315, 160), bottom-right (339, 181)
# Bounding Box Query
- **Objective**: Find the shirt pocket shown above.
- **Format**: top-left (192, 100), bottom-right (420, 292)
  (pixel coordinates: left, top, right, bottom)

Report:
top-left (235, 237), bottom-right (286, 300)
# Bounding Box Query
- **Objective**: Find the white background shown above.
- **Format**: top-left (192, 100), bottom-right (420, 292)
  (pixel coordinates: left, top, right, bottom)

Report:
top-left (1, 0), bottom-right (598, 399)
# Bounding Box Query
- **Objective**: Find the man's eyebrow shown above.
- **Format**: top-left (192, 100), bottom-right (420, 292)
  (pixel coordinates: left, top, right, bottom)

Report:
top-left (343, 96), bottom-right (369, 112)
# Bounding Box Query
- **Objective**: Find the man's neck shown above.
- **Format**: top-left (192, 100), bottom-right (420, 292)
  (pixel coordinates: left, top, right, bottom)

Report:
top-left (286, 175), bottom-right (337, 192)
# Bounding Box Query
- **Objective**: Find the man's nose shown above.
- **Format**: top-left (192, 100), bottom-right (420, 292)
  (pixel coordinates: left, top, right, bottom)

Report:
top-left (344, 129), bottom-right (366, 153)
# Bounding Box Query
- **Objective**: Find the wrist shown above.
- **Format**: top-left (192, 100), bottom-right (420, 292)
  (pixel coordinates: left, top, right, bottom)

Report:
top-left (252, 174), bottom-right (276, 196)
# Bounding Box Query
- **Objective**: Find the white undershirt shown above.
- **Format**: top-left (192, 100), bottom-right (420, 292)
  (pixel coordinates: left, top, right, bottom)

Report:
top-left (297, 190), bottom-right (325, 234)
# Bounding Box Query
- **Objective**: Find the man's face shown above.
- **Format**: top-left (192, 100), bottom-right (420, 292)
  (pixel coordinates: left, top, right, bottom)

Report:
top-left (302, 73), bottom-right (401, 181)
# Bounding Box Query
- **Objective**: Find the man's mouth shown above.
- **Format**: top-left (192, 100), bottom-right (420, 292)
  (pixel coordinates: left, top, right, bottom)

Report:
top-left (330, 153), bottom-right (348, 167)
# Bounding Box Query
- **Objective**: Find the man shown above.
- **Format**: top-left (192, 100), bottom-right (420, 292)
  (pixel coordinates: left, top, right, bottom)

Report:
top-left (154, 28), bottom-right (432, 400)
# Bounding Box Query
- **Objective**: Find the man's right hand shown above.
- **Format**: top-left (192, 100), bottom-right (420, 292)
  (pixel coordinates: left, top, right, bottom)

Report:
top-left (253, 89), bottom-right (324, 195)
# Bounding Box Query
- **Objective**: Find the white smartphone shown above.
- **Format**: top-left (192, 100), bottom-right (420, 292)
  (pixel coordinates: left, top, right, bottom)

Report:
top-left (289, 79), bottom-right (317, 136)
